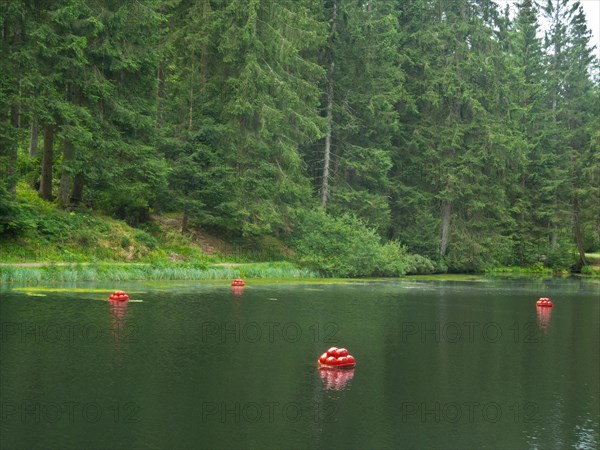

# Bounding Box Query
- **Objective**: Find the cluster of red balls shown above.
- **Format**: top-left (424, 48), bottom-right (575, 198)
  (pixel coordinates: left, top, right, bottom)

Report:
top-left (108, 290), bottom-right (129, 301)
top-left (231, 278), bottom-right (245, 287)
top-left (318, 347), bottom-right (356, 368)
top-left (536, 297), bottom-right (553, 307)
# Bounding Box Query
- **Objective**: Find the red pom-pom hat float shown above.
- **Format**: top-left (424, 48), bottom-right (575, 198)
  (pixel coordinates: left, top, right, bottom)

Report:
top-left (108, 290), bottom-right (129, 301)
top-left (536, 297), bottom-right (553, 307)
top-left (317, 347), bottom-right (356, 369)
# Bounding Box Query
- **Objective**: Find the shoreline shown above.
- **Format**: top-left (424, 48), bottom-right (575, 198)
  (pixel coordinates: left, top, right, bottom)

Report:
top-left (1, 260), bottom-right (598, 284)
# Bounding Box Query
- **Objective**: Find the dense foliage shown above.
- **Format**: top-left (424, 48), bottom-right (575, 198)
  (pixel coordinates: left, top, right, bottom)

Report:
top-left (1, 0), bottom-right (598, 274)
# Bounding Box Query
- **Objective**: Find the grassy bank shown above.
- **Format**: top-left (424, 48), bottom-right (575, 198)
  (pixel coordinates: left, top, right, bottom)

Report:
top-left (486, 261), bottom-right (600, 278)
top-left (0, 183), bottom-right (292, 266)
top-left (0, 262), bottom-right (317, 284)
top-left (485, 265), bottom-right (558, 276)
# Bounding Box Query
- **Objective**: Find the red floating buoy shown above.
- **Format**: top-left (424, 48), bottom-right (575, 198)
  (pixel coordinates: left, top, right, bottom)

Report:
top-left (108, 290), bottom-right (129, 301)
top-left (318, 346), bottom-right (356, 369)
top-left (335, 348), bottom-right (348, 357)
top-left (231, 278), bottom-right (245, 287)
top-left (536, 297), bottom-right (553, 307)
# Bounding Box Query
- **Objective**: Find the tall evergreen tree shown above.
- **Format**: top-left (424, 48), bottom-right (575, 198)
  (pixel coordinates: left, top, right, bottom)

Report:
top-left (157, 0), bottom-right (241, 232)
top-left (315, 0), bottom-right (404, 233)
top-left (539, 0), bottom-right (598, 265)
top-left (558, 2), bottom-right (598, 265)
top-left (0, 1), bottom-right (25, 197)
top-left (393, 0), bottom-right (516, 269)
top-left (181, 0), bottom-right (326, 236)
top-left (505, 0), bottom-right (548, 264)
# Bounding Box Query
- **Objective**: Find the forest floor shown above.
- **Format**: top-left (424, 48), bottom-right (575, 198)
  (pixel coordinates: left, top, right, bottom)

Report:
top-left (0, 183), bottom-right (287, 265)
top-left (151, 215), bottom-right (234, 257)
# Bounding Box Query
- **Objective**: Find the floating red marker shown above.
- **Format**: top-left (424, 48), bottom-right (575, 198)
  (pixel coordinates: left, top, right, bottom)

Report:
top-left (231, 278), bottom-right (245, 287)
top-left (536, 297), bottom-right (553, 307)
top-left (108, 290), bottom-right (129, 301)
top-left (317, 347), bottom-right (356, 369)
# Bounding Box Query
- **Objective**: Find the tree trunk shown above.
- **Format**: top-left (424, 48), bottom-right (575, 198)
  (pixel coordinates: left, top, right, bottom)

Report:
top-left (156, 64), bottom-right (165, 127)
top-left (573, 195), bottom-right (586, 267)
top-left (439, 200), bottom-right (451, 256)
top-left (58, 139), bottom-right (74, 207)
top-left (201, 0), bottom-right (210, 85)
top-left (29, 119), bottom-right (39, 157)
top-left (321, 88), bottom-right (333, 208)
top-left (11, 97), bottom-right (20, 128)
top-left (182, 208), bottom-right (189, 233)
top-left (549, 1), bottom-right (560, 252)
top-left (188, 62), bottom-right (194, 132)
top-left (39, 125), bottom-right (54, 200)
top-left (5, 104), bottom-right (20, 195)
top-left (5, 61), bottom-right (21, 194)
top-left (321, 0), bottom-right (337, 209)
top-left (70, 173), bottom-right (84, 206)
top-left (1, 6), bottom-right (21, 196)
top-left (550, 205), bottom-right (558, 250)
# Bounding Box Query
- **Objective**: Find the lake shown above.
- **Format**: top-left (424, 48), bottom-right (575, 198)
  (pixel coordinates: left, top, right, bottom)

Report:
top-left (1, 277), bottom-right (598, 449)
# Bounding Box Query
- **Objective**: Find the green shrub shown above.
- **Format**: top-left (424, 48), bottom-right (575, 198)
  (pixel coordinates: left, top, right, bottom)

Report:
top-left (406, 254), bottom-right (436, 275)
top-left (580, 265), bottom-right (600, 278)
top-left (290, 210), bottom-right (421, 277)
top-left (134, 230), bottom-right (158, 249)
top-left (73, 228), bottom-right (97, 246)
top-left (291, 210), bottom-right (376, 277)
top-left (0, 186), bottom-right (36, 236)
top-left (373, 242), bottom-right (411, 276)
top-left (120, 236), bottom-right (131, 248)
top-left (545, 244), bottom-right (578, 270)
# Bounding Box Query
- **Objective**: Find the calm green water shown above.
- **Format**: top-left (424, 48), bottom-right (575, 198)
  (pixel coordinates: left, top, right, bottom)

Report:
top-left (1, 278), bottom-right (598, 449)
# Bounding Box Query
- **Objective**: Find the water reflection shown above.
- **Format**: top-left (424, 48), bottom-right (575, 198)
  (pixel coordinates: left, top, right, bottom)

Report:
top-left (109, 299), bottom-right (129, 345)
top-left (231, 286), bottom-right (245, 297)
top-left (536, 305), bottom-right (552, 332)
top-left (574, 419), bottom-right (598, 449)
top-left (319, 368), bottom-right (355, 391)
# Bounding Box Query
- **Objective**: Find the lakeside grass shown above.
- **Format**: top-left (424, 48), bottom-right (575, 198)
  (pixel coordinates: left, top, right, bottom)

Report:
top-left (486, 264), bottom-right (600, 279)
top-left (5, 265), bottom-right (598, 286)
top-left (485, 265), bottom-right (556, 276)
top-left (0, 261), bottom-right (588, 283)
top-left (0, 262), bottom-right (318, 284)
top-left (403, 273), bottom-right (490, 281)
top-left (3, 261), bottom-right (598, 284)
